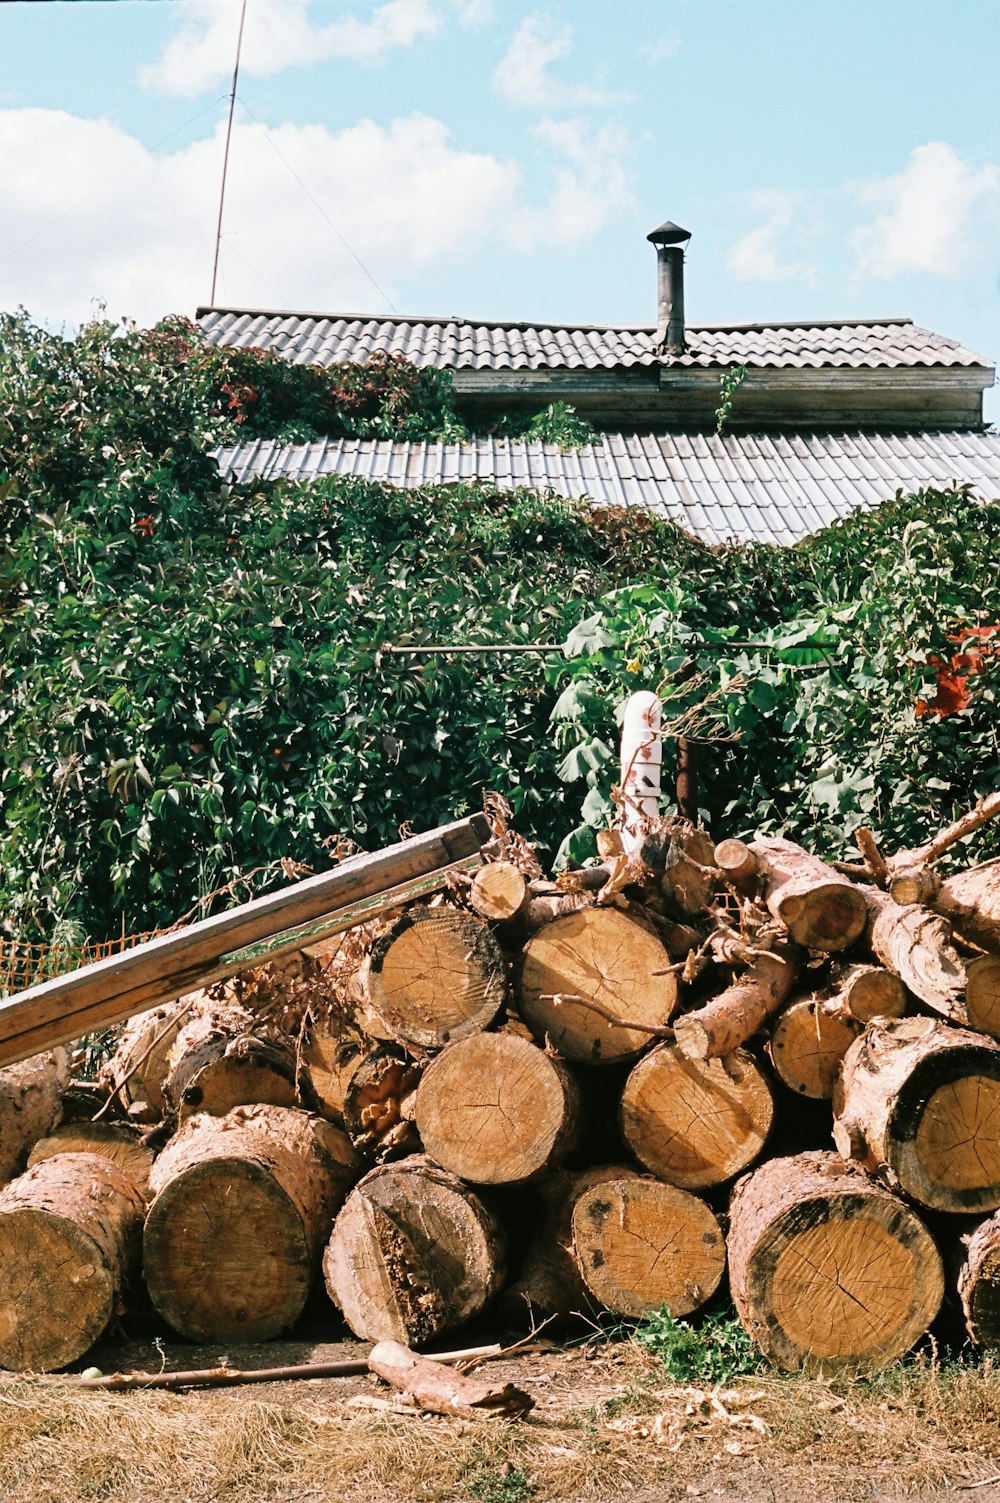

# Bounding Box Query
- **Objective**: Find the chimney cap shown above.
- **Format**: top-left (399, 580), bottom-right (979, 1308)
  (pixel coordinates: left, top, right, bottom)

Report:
top-left (646, 220), bottom-right (691, 247)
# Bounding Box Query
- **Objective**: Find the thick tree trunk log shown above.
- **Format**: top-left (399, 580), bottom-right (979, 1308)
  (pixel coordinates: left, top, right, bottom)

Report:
top-left (368, 1339), bottom-right (534, 1419)
top-left (728, 1150), bottom-right (943, 1373)
top-left (861, 885), bottom-right (967, 1021)
top-left (414, 1032), bottom-right (581, 1185)
top-left (323, 1155), bottom-right (505, 1345)
top-left (28, 1121), bottom-right (156, 1192)
top-left (341, 1045), bottom-right (423, 1165)
top-left (750, 837), bottom-right (868, 951)
top-left (469, 863), bottom-right (529, 923)
top-left (769, 998), bottom-right (863, 1100)
top-left (516, 908), bottom-right (678, 1065)
top-left (967, 955), bottom-right (1000, 1040)
top-left (144, 1103), bottom-right (355, 1342)
top-left (620, 1043), bottom-right (774, 1187)
top-left (164, 1005), bottom-right (299, 1120)
top-left (958, 1210), bottom-right (1000, 1346)
top-left (103, 997), bottom-right (195, 1119)
top-left (0, 1151), bottom-right (145, 1371)
top-left (571, 1172), bottom-right (725, 1319)
top-left (499, 1166), bottom-right (628, 1323)
top-left (0, 1047), bottom-right (71, 1185)
top-left (823, 961), bottom-right (908, 1023)
top-left (935, 857), bottom-right (1000, 954)
top-left (673, 944), bottom-right (800, 1061)
top-left (832, 1016), bottom-right (1000, 1213)
top-left (364, 909), bottom-right (509, 1050)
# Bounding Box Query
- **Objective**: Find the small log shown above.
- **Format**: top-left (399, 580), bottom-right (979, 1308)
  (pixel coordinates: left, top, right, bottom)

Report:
top-left (860, 885), bottom-right (967, 1021)
top-left (890, 790), bottom-right (1000, 875)
top-left (958, 1211), bottom-right (1000, 1347)
top-left (967, 955), bottom-right (1000, 1040)
top-left (299, 1018), bottom-right (366, 1124)
top-left (833, 1016), bottom-right (1000, 1213)
top-left (368, 1340), bottom-right (533, 1420)
top-left (164, 1004), bottom-right (298, 1119)
top-left (415, 1032), bottom-right (581, 1185)
top-left (661, 829), bottom-right (718, 917)
top-left (499, 1166), bottom-right (628, 1323)
top-left (342, 1045), bottom-right (423, 1165)
top-left (728, 1150), bottom-right (943, 1373)
top-left (469, 863), bottom-right (529, 923)
top-left (714, 838), bottom-right (758, 888)
top-left (28, 1121), bottom-right (156, 1192)
top-left (935, 857), bottom-right (1000, 954)
top-left (750, 837), bottom-right (868, 951)
top-left (620, 1044), bottom-right (774, 1188)
top-left (0, 1047), bottom-right (71, 1184)
top-left (365, 909), bottom-right (509, 1049)
top-left (673, 943), bottom-right (800, 1061)
top-left (323, 1155), bottom-right (506, 1344)
top-left (144, 1104), bottom-right (355, 1342)
top-left (824, 961), bottom-right (907, 1023)
top-left (103, 997), bottom-right (195, 1119)
top-left (0, 1151), bottom-right (145, 1371)
top-left (571, 1172), bottom-right (725, 1319)
top-left (769, 997), bottom-right (862, 1100)
top-left (889, 867), bottom-right (941, 906)
top-left (516, 908), bottom-right (677, 1065)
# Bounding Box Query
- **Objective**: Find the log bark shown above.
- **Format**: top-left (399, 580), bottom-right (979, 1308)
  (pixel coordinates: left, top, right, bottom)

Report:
top-left (620, 1044), bottom-right (774, 1188)
top-left (323, 1155), bottom-right (505, 1345)
top-left (769, 998), bottom-right (863, 1100)
top-left (499, 1166), bottom-right (628, 1323)
top-left (958, 1211), bottom-right (1000, 1347)
top-left (144, 1103), bottom-right (355, 1342)
top-left (936, 857), bottom-right (1000, 954)
top-left (823, 961), bottom-right (908, 1023)
top-left (714, 838), bottom-right (758, 889)
top-left (861, 885), bottom-right (967, 1021)
top-left (414, 1032), bottom-right (582, 1185)
top-left (365, 908), bottom-right (509, 1050)
top-left (750, 837), bottom-right (868, 951)
top-left (833, 1016), bottom-right (1000, 1213)
top-left (0, 1151), bottom-right (145, 1371)
top-left (516, 908), bottom-right (678, 1065)
top-left (571, 1171), bottom-right (725, 1319)
top-left (341, 1045), bottom-right (423, 1165)
top-left (967, 955), bottom-right (1000, 1040)
top-left (28, 1121), bottom-right (156, 1192)
top-left (164, 1004), bottom-right (299, 1120)
top-left (469, 863), bottom-right (529, 923)
top-left (673, 944), bottom-right (800, 1061)
top-left (368, 1340), bottom-right (533, 1420)
top-left (660, 829), bottom-right (718, 918)
top-left (103, 997), bottom-right (195, 1119)
top-left (0, 1047), bottom-right (71, 1185)
top-left (728, 1150), bottom-right (943, 1373)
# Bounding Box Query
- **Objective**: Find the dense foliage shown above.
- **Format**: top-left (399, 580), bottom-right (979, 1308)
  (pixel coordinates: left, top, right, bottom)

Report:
top-left (1, 311), bottom-right (998, 940)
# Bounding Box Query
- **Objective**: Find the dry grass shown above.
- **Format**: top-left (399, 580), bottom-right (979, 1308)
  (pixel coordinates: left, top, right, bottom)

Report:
top-left (1, 1344), bottom-right (999, 1503)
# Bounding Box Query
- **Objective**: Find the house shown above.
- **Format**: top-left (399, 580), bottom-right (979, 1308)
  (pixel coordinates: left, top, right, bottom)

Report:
top-left (200, 223), bottom-right (1000, 546)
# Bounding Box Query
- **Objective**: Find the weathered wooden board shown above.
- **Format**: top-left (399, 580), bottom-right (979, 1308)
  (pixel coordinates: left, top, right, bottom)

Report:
top-left (0, 815), bottom-right (490, 1069)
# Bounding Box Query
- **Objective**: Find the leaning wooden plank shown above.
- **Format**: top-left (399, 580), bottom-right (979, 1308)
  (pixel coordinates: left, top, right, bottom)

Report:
top-left (0, 815), bottom-right (490, 1069)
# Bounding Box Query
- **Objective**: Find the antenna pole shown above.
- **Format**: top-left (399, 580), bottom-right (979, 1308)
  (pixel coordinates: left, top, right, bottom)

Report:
top-left (210, 0), bottom-right (248, 306)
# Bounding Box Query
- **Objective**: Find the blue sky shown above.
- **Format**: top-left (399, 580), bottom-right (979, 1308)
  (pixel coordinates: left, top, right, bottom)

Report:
top-left (2, 0), bottom-right (998, 418)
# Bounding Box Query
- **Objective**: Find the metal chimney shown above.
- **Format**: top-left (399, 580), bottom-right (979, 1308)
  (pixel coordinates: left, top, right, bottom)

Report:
top-left (646, 221), bottom-right (691, 355)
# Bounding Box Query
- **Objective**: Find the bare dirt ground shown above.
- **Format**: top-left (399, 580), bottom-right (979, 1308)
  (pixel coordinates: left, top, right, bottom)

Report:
top-left (2, 1318), bottom-right (1000, 1503)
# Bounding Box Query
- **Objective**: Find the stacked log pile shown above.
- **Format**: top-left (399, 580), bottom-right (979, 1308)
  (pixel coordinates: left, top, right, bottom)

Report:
top-left (3, 795), bottom-right (1000, 1376)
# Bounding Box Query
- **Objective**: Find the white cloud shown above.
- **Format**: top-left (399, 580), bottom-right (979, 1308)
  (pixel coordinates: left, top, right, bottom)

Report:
top-left (0, 105), bottom-right (630, 327)
top-left (140, 0), bottom-right (441, 97)
top-left (726, 190), bottom-right (820, 286)
top-left (638, 34), bottom-right (681, 66)
top-left (492, 14), bottom-right (627, 111)
top-left (451, 0), bottom-right (494, 25)
top-left (853, 142), bottom-right (1000, 279)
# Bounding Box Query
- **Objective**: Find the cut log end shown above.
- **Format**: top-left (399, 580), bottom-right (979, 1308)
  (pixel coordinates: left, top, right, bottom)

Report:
top-left (469, 863), bottom-right (529, 923)
top-left (571, 1175), bottom-right (725, 1319)
top-left (620, 1044), bottom-right (773, 1188)
top-left (770, 999), bottom-right (862, 1100)
top-left (966, 956), bottom-right (1000, 1040)
top-left (366, 909), bottom-right (509, 1049)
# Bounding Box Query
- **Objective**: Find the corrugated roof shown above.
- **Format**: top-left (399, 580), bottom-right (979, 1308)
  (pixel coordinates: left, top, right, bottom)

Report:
top-left (213, 430), bottom-right (1000, 548)
top-left (197, 308), bottom-right (991, 373)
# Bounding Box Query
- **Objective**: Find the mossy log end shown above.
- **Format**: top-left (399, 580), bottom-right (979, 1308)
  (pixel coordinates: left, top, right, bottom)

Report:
top-left (728, 1151), bottom-right (943, 1373)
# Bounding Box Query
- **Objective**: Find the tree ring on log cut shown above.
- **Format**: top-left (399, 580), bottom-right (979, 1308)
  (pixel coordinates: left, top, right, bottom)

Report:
top-left (366, 910), bottom-right (509, 1050)
top-left (571, 1175), bottom-right (725, 1318)
top-left (769, 999), bottom-right (862, 1100)
top-left (414, 1032), bottom-right (582, 1184)
top-left (144, 1156), bottom-right (314, 1342)
top-left (966, 956), bottom-right (1000, 1040)
top-left (620, 1044), bottom-right (774, 1188)
top-left (887, 1050), bottom-right (1000, 1213)
top-left (516, 908), bottom-right (677, 1065)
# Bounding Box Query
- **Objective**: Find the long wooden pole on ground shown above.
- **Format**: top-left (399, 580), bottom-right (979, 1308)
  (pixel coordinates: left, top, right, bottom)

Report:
top-left (0, 815), bottom-right (490, 1069)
